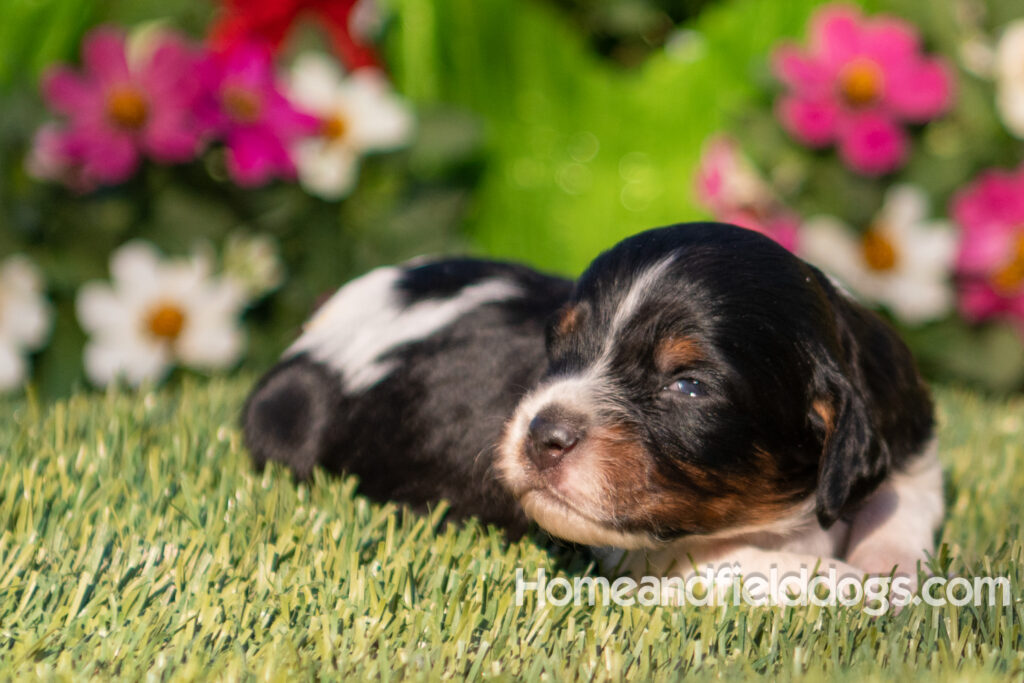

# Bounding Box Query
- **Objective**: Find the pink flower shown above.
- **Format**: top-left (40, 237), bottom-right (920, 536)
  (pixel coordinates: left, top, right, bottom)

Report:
top-left (694, 135), bottom-right (800, 251)
top-left (951, 165), bottom-right (1024, 332)
top-left (195, 43), bottom-right (318, 186)
top-left (773, 5), bottom-right (953, 176)
top-left (25, 124), bottom-right (96, 193)
top-left (41, 26), bottom-right (207, 186)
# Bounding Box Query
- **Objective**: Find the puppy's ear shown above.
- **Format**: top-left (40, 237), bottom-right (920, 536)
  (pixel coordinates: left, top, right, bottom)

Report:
top-left (812, 370), bottom-right (891, 527)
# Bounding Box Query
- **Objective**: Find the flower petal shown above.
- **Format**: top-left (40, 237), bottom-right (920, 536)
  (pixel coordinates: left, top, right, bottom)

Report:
top-left (861, 17), bottom-right (920, 72)
top-left (810, 5), bottom-right (863, 69)
top-left (884, 275), bottom-right (953, 323)
top-left (903, 223), bottom-right (957, 277)
top-left (799, 216), bottom-right (871, 296)
top-left (0, 342), bottom-right (27, 392)
top-left (951, 170), bottom-right (1024, 273)
top-left (295, 140), bottom-right (360, 199)
top-left (836, 113), bottom-right (907, 175)
top-left (994, 20), bottom-right (1024, 86)
top-left (110, 241), bottom-right (163, 290)
top-left (77, 129), bottom-right (141, 184)
top-left (1, 295), bottom-right (51, 350)
top-left (776, 96), bottom-right (839, 147)
top-left (82, 26), bottom-right (131, 87)
top-left (879, 184), bottom-right (928, 234)
top-left (772, 45), bottom-right (832, 95)
top-left (958, 281), bottom-right (1008, 322)
top-left (225, 128), bottom-right (295, 186)
top-left (177, 320), bottom-right (245, 370)
top-left (288, 52), bottom-right (344, 114)
top-left (996, 82), bottom-right (1024, 139)
top-left (75, 281), bottom-right (126, 334)
top-left (143, 109), bottom-right (202, 162)
top-left (83, 334), bottom-right (171, 387)
top-left (884, 58), bottom-right (953, 122)
top-left (42, 67), bottom-right (102, 117)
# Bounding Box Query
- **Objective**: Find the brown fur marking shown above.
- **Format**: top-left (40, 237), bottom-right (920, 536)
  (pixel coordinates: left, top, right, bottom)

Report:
top-left (812, 399), bottom-right (835, 432)
top-left (655, 336), bottom-right (706, 373)
top-left (583, 420), bottom-right (810, 535)
top-left (556, 305), bottom-right (581, 336)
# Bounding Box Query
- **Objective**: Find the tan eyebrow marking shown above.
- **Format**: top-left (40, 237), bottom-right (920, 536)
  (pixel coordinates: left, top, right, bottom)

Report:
top-left (812, 399), bottom-right (835, 432)
top-left (655, 336), bottom-right (706, 373)
top-left (556, 304), bottom-right (582, 336)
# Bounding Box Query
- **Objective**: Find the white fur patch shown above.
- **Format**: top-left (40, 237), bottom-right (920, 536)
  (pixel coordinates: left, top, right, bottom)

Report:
top-left (519, 490), bottom-right (653, 549)
top-left (599, 255), bottom-right (675, 369)
top-left (844, 437), bottom-right (943, 579)
top-left (286, 266), bottom-right (522, 392)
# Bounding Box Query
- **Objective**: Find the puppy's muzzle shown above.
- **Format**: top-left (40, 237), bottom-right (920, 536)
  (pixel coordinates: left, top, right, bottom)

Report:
top-left (526, 406), bottom-right (585, 470)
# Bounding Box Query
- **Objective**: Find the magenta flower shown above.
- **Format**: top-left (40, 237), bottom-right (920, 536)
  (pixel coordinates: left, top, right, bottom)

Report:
top-left (196, 44), bottom-right (317, 186)
top-left (694, 135), bottom-right (800, 251)
top-left (951, 166), bottom-right (1024, 333)
top-left (772, 5), bottom-right (953, 176)
top-left (41, 26), bottom-right (206, 186)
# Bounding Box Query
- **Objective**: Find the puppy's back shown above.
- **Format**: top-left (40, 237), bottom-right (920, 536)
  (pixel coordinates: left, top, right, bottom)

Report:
top-left (243, 258), bottom-right (572, 534)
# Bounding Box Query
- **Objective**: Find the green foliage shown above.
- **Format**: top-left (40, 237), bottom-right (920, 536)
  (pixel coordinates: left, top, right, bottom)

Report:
top-left (386, 0), bottom-right (859, 275)
top-left (0, 377), bottom-right (1022, 678)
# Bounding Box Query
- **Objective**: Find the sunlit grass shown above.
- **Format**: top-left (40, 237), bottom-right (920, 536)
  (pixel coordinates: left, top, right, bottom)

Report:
top-left (0, 377), bottom-right (1021, 680)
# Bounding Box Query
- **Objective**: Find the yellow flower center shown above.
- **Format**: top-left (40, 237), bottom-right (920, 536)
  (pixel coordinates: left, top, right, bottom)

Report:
top-left (106, 86), bottom-right (149, 130)
top-left (222, 86), bottom-right (263, 124)
top-left (320, 113), bottom-right (349, 141)
top-left (990, 233), bottom-right (1024, 294)
top-left (861, 226), bottom-right (899, 272)
top-left (146, 303), bottom-right (186, 341)
top-left (839, 58), bottom-right (884, 108)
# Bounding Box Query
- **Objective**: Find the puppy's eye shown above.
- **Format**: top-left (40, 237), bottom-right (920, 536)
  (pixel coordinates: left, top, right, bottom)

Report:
top-left (664, 378), bottom-right (707, 397)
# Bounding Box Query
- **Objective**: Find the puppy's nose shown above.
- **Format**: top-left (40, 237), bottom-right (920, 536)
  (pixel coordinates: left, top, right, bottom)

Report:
top-left (527, 409), bottom-right (582, 470)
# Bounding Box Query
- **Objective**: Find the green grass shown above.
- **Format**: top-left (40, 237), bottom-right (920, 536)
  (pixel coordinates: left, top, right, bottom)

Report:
top-left (0, 378), bottom-right (1022, 680)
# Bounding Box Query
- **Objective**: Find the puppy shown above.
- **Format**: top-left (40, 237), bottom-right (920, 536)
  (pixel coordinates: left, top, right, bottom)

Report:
top-left (244, 223), bottom-right (943, 597)
top-left (497, 223), bottom-right (942, 590)
top-left (244, 257), bottom-right (573, 536)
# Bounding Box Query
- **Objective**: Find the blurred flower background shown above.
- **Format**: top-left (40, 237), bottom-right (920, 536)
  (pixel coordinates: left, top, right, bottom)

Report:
top-left (1, 0), bottom-right (1023, 397)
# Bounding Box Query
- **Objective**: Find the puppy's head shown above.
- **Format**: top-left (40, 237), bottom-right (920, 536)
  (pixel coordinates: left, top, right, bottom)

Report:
top-left (498, 223), bottom-right (895, 549)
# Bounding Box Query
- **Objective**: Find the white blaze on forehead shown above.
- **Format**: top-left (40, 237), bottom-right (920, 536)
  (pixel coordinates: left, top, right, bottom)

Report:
top-left (286, 265), bottom-right (522, 392)
top-left (598, 254), bottom-right (676, 368)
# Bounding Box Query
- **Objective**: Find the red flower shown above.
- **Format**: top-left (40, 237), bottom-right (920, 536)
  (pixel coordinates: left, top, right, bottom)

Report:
top-left (209, 0), bottom-right (380, 70)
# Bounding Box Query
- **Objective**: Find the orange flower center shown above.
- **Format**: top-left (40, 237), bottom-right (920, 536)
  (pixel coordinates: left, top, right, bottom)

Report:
top-left (990, 233), bottom-right (1024, 294)
top-left (146, 303), bottom-right (186, 341)
top-left (106, 86), bottom-right (149, 130)
top-left (222, 86), bottom-right (263, 124)
top-left (320, 114), bottom-right (349, 141)
top-left (839, 58), bottom-right (884, 108)
top-left (861, 227), bottom-right (898, 271)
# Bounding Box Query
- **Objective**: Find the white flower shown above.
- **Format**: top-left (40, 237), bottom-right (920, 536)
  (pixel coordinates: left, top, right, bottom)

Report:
top-left (0, 255), bottom-right (52, 391)
top-left (800, 185), bottom-right (957, 324)
top-left (995, 20), bottom-right (1024, 139)
top-left (76, 241), bottom-right (248, 387)
top-left (222, 231), bottom-right (285, 300)
top-left (288, 53), bottom-right (414, 200)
